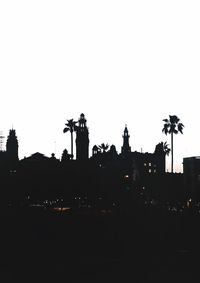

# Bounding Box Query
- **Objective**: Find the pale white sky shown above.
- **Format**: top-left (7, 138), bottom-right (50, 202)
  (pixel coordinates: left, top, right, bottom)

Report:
top-left (0, 0), bottom-right (200, 172)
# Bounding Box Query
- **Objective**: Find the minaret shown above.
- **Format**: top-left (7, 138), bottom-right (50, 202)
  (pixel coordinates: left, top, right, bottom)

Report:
top-left (76, 113), bottom-right (89, 160)
top-left (121, 125), bottom-right (131, 154)
top-left (6, 129), bottom-right (19, 164)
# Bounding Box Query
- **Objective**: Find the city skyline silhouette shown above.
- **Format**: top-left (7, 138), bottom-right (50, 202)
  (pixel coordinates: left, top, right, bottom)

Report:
top-left (1, 1), bottom-right (200, 282)
top-left (0, 112), bottom-right (185, 173)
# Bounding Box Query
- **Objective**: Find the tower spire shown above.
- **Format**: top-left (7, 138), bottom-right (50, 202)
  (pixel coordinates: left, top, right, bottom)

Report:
top-left (76, 113), bottom-right (89, 160)
top-left (121, 125), bottom-right (131, 154)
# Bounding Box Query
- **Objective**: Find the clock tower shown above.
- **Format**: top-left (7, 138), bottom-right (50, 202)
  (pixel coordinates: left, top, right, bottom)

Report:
top-left (76, 114), bottom-right (89, 160)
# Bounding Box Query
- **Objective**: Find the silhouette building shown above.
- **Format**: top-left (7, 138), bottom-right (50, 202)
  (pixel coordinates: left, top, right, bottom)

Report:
top-left (183, 156), bottom-right (200, 197)
top-left (76, 113), bottom-right (89, 160)
top-left (0, 129), bottom-right (19, 170)
top-left (92, 145), bottom-right (100, 156)
top-left (90, 125), bottom-right (166, 182)
top-left (119, 126), bottom-right (166, 180)
top-left (121, 125), bottom-right (131, 155)
top-left (6, 129), bottom-right (19, 163)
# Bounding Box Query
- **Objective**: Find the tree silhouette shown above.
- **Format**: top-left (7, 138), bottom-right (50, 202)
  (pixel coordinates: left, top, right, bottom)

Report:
top-left (162, 115), bottom-right (184, 173)
top-left (98, 143), bottom-right (109, 153)
top-left (163, 141), bottom-right (170, 156)
top-left (63, 119), bottom-right (77, 159)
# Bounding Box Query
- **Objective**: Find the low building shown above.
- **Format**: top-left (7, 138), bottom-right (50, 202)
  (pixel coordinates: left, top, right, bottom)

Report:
top-left (183, 156), bottom-right (200, 198)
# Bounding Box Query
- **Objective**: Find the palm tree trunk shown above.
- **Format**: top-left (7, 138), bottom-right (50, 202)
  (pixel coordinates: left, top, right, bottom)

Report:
top-left (171, 132), bottom-right (173, 173)
top-left (71, 131), bottom-right (73, 159)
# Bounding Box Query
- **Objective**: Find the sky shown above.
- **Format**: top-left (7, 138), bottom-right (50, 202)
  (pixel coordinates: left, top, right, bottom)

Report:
top-left (0, 0), bottom-right (200, 172)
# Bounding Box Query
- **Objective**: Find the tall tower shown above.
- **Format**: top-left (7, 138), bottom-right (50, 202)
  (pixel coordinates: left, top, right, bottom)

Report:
top-left (76, 113), bottom-right (89, 160)
top-left (6, 129), bottom-right (19, 163)
top-left (121, 125), bottom-right (131, 155)
top-left (154, 142), bottom-right (166, 173)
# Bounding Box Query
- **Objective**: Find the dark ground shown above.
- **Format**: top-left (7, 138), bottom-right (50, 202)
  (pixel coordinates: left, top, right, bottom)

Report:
top-left (1, 207), bottom-right (200, 283)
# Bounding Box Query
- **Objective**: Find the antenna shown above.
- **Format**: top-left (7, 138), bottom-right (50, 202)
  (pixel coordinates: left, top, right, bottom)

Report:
top-left (0, 131), bottom-right (5, 151)
top-left (54, 141), bottom-right (56, 155)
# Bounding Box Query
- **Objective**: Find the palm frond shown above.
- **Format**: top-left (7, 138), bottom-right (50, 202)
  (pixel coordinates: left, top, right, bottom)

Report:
top-left (64, 118), bottom-right (78, 132)
top-left (170, 115), bottom-right (180, 124)
top-left (163, 141), bottom-right (170, 156)
top-left (98, 143), bottom-right (109, 152)
top-left (63, 128), bottom-right (69, 133)
top-left (162, 124), bottom-right (169, 134)
top-left (178, 123), bottom-right (184, 134)
top-left (169, 123), bottom-right (177, 134)
top-left (173, 129), bottom-right (178, 134)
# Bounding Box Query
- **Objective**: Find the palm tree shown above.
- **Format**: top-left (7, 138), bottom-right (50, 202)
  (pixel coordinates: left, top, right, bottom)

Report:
top-left (98, 143), bottom-right (109, 153)
top-left (162, 115), bottom-right (184, 173)
top-left (163, 141), bottom-right (170, 156)
top-left (63, 119), bottom-right (77, 159)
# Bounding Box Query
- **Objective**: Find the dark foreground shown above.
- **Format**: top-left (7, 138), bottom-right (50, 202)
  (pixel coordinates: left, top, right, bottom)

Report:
top-left (1, 207), bottom-right (200, 283)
